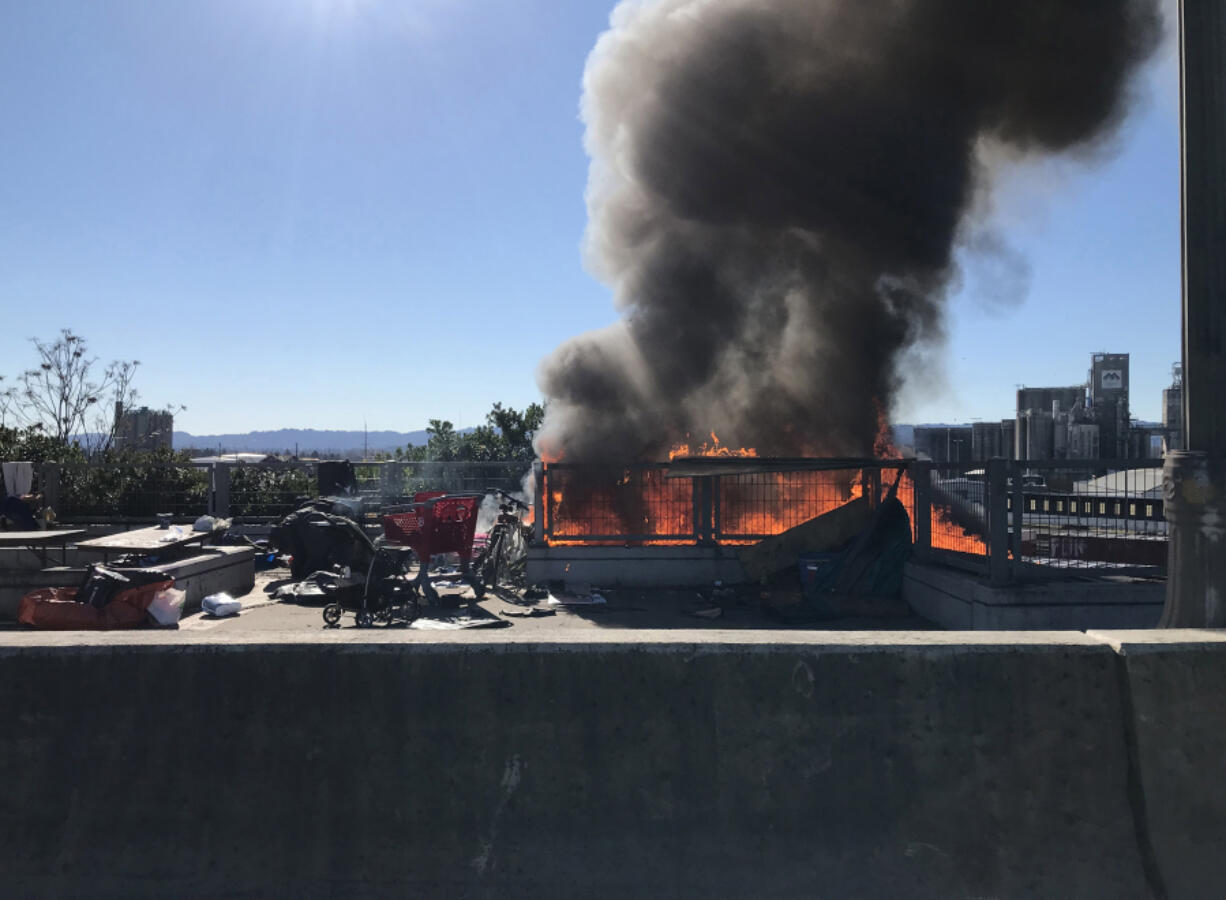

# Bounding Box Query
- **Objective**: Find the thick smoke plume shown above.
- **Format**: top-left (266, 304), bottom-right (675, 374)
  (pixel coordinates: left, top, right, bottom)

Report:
top-left (536, 0), bottom-right (1162, 462)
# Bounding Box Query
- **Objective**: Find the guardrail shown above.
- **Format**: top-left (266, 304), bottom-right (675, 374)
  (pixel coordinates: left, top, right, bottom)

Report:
top-left (538, 460), bottom-right (902, 545)
top-left (536, 457), bottom-right (1167, 585)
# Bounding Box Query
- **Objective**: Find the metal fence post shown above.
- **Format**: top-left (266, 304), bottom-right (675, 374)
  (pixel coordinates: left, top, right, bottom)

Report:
top-left (694, 476), bottom-right (714, 545)
top-left (533, 462), bottom-right (545, 545)
top-left (211, 464), bottom-right (231, 519)
top-left (41, 464), bottom-right (61, 517)
top-left (381, 461), bottom-right (406, 500)
top-left (1011, 462), bottom-right (1025, 568)
top-left (913, 460), bottom-right (932, 556)
top-left (987, 458), bottom-right (1010, 586)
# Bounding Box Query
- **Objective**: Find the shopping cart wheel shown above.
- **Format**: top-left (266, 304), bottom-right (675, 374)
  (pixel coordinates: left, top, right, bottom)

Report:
top-left (322, 603), bottom-right (343, 627)
top-left (356, 609), bottom-right (374, 628)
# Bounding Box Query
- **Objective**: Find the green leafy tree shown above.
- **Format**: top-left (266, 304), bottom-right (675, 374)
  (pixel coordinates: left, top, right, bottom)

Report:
top-left (0, 425), bottom-right (86, 469)
top-left (399, 403), bottom-right (544, 463)
top-left (425, 419), bottom-right (460, 461)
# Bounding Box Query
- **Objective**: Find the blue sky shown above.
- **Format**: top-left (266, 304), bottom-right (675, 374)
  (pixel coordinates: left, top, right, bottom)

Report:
top-left (0, 0), bottom-right (1180, 435)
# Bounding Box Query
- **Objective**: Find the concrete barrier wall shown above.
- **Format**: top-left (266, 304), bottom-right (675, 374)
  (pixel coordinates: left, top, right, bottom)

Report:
top-left (1088, 632), bottom-right (1226, 900)
top-left (0, 633), bottom-right (1221, 898)
top-left (904, 561), bottom-right (1165, 630)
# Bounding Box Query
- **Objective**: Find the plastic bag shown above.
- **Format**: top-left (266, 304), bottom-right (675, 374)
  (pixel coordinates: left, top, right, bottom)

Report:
top-left (202, 592), bottom-right (242, 618)
top-left (148, 588), bottom-right (186, 626)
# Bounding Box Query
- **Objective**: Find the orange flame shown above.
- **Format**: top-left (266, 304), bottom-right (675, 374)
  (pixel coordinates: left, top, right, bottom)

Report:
top-left (542, 407), bottom-right (988, 555)
top-left (668, 432), bottom-right (759, 461)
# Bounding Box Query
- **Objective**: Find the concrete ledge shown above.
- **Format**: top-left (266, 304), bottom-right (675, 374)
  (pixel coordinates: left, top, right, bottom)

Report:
top-left (0, 631), bottom-right (1221, 898)
top-left (0, 566), bottom-right (87, 620)
top-left (904, 560), bottom-right (1164, 629)
top-left (527, 545), bottom-right (748, 587)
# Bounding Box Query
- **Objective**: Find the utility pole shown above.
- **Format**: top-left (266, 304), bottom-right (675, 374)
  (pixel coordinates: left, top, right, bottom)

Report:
top-left (1162, 1), bottom-right (1226, 626)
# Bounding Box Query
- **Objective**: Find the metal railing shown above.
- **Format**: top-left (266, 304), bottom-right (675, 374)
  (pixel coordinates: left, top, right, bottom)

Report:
top-left (41, 460), bottom-right (532, 524)
top-left (52, 462), bottom-right (211, 523)
top-left (1003, 460), bottom-right (1165, 579)
top-left (536, 458), bottom-right (1168, 585)
top-left (538, 460), bottom-right (903, 546)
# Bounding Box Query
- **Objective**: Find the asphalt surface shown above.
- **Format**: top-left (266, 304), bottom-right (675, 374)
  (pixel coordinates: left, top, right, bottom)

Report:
top-left (157, 564), bottom-right (936, 636)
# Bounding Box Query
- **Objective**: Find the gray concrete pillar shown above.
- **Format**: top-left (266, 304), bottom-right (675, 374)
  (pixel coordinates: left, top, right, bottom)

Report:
top-left (1163, 1), bottom-right (1226, 626)
top-left (211, 464), bottom-right (231, 519)
top-left (1162, 453), bottom-right (1226, 626)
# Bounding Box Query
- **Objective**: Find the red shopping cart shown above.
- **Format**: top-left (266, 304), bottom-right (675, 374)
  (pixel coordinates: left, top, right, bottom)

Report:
top-left (381, 493), bottom-right (485, 604)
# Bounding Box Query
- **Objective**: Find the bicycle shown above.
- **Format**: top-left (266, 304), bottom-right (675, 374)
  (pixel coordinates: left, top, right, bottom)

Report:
top-left (475, 488), bottom-right (531, 593)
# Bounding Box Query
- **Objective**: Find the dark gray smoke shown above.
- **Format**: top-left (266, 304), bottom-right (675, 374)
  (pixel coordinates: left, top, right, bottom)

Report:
top-left (536, 0), bottom-right (1162, 462)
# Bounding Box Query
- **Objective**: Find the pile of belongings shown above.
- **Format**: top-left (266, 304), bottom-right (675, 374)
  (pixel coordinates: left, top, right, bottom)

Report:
top-left (271, 501), bottom-right (376, 580)
top-left (768, 496), bottom-right (913, 623)
top-left (272, 569), bottom-right (365, 605)
top-left (19, 564), bottom-right (176, 630)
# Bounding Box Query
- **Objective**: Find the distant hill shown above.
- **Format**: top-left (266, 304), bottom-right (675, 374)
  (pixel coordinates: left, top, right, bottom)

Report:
top-left (173, 428), bottom-right (453, 456)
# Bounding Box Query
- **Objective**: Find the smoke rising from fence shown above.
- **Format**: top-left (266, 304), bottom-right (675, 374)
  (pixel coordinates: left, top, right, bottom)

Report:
top-left (535, 0), bottom-right (1163, 462)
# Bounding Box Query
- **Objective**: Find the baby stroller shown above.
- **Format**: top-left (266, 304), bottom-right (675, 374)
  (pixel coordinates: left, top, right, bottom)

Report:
top-left (322, 492), bottom-right (484, 628)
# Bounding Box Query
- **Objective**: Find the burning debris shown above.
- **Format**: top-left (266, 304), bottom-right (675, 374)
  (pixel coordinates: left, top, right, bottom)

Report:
top-left (535, 0), bottom-right (1162, 464)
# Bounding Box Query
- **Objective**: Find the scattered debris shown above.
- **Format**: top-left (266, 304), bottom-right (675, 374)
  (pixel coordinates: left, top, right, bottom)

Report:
top-left (547, 591), bottom-right (607, 606)
top-left (156, 525), bottom-right (188, 544)
top-left (500, 607), bottom-right (556, 619)
top-left (688, 605), bottom-right (723, 620)
top-left (409, 615), bottom-right (510, 631)
top-left (202, 592), bottom-right (242, 618)
top-left (273, 569), bottom-right (364, 604)
top-left (147, 588), bottom-right (186, 626)
top-left (18, 570), bottom-right (174, 630)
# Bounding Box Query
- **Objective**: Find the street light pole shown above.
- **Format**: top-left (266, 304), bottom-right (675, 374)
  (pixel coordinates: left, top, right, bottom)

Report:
top-left (1162, 0), bottom-right (1226, 626)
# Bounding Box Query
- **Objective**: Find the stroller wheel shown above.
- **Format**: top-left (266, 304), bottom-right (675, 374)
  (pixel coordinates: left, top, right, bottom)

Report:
top-left (356, 609), bottom-right (374, 628)
top-left (322, 604), bottom-right (343, 627)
